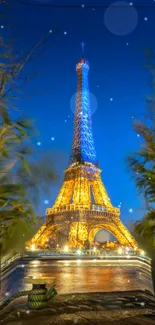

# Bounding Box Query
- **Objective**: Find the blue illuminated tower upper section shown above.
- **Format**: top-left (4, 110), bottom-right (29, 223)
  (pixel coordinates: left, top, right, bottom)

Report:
top-left (70, 57), bottom-right (97, 166)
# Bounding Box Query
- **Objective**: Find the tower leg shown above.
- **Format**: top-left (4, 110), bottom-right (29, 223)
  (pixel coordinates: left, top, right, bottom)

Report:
top-left (68, 222), bottom-right (88, 248)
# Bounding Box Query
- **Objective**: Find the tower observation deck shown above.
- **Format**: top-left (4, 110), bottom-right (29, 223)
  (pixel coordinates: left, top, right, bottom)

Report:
top-left (26, 54), bottom-right (137, 250)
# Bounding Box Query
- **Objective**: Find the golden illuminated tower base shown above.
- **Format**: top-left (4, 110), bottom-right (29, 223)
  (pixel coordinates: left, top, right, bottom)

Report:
top-left (26, 162), bottom-right (137, 250)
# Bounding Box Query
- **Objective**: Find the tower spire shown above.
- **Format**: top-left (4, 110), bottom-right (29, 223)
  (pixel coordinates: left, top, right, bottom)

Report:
top-left (81, 42), bottom-right (85, 57)
top-left (70, 52), bottom-right (97, 165)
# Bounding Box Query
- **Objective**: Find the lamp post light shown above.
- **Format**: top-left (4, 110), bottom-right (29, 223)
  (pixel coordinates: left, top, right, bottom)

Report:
top-left (93, 247), bottom-right (96, 255)
top-left (63, 245), bottom-right (69, 253)
top-left (118, 247), bottom-right (123, 255)
top-left (31, 244), bottom-right (35, 251)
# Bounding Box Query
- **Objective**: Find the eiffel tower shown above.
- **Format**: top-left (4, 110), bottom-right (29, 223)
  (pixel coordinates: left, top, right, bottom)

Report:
top-left (27, 53), bottom-right (137, 250)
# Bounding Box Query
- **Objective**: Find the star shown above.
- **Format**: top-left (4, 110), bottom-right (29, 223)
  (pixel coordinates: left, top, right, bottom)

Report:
top-left (126, 42), bottom-right (129, 45)
top-left (65, 120), bottom-right (67, 122)
top-left (92, 8), bottom-right (95, 11)
top-left (144, 17), bottom-right (148, 21)
top-left (129, 2), bottom-right (133, 5)
top-left (37, 142), bottom-right (41, 146)
top-left (1, 25), bottom-right (4, 29)
top-left (129, 208), bottom-right (133, 213)
top-left (51, 137), bottom-right (55, 141)
top-left (68, 115), bottom-right (70, 118)
top-left (49, 30), bottom-right (52, 33)
top-left (64, 31), bottom-right (67, 35)
top-left (137, 134), bottom-right (140, 137)
top-left (118, 204), bottom-right (121, 208)
top-left (110, 98), bottom-right (113, 101)
top-left (132, 116), bottom-right (134, 119)
top-left (141, 302), bottom-right (145, 307)
top-left (44, 200), bottom-right (49, 204)
top-left (97, 85), bottom-right (99, 88)
top-left (81, 4), bottom-right (85, 8)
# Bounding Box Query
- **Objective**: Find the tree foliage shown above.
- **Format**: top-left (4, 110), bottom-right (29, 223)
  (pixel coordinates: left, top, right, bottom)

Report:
top-left (127, 53), bottom-right (155, 257)
top-left (0, 26), bottom-right (58, 254)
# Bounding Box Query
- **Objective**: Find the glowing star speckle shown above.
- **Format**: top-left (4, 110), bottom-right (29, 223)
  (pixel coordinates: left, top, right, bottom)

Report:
top-left (97, 85), bottom-right (99, 88)
top-left (137, 134), bottom-right (140, 137)
top-left (92, 8), bottom-right (95, 11)
top-left (110, 98), bottom-right (113, 101)
top-left (64, 31), bottom-right (67, 35)
top-left (5, 292), bottom-right (9, 296)
top-left (1, 25), bottom-right (4, 29)
top-left (129, 2), bottom-right (133, 5)
top-left (81, 4), bottom-right (85, 8)
top-left (65, 120), bottom-right (67, 122)
top-left (132, 116), bottom-right (134, 119)
top-left (37, 142), bottom-right (41, 146)
top-left (49, 30), bottom-right (52, 33)
top-left (144, 17), bottom-right (148, 21)
top-left (26, 310), bottom-right (30, 314)
top-left (51, 137), bottom-right (55, 141)
top-left (141, 302), bottom-right (145, 307)
top-left (129, 208), bottom-right (133, 213)
top-left (68, 115), bottom-right (70, 118)
top-left (126, 42), bottom-right (129, 45)
top-left (44, 200), bottom-right (49, 204)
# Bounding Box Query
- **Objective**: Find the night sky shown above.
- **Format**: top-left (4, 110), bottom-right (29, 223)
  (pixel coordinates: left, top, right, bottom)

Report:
top-left (2, 0), bottom-right (155, 231)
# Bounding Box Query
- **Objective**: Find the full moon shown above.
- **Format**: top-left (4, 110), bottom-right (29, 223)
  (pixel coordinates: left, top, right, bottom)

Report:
top-left (104, 1), bottom-right (138, 36)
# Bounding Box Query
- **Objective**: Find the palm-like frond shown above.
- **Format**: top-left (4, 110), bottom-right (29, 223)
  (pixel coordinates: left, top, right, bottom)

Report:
top-left (127, 58), bottom-right (155, 256)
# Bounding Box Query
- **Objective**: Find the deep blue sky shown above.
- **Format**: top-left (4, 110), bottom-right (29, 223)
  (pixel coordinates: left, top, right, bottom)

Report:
top-left (3, 0), bottom-right (155, 228)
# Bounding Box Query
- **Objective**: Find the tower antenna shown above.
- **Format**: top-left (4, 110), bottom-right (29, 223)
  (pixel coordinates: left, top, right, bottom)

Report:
top-left (81, 42), bottom-right (85, 56)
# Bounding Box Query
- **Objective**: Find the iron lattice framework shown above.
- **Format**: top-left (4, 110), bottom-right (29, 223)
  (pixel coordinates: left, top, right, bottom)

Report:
top-left (70, 59), bottom-right (97, 165)
top-left (26, 57), bottom-right (137, 249)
